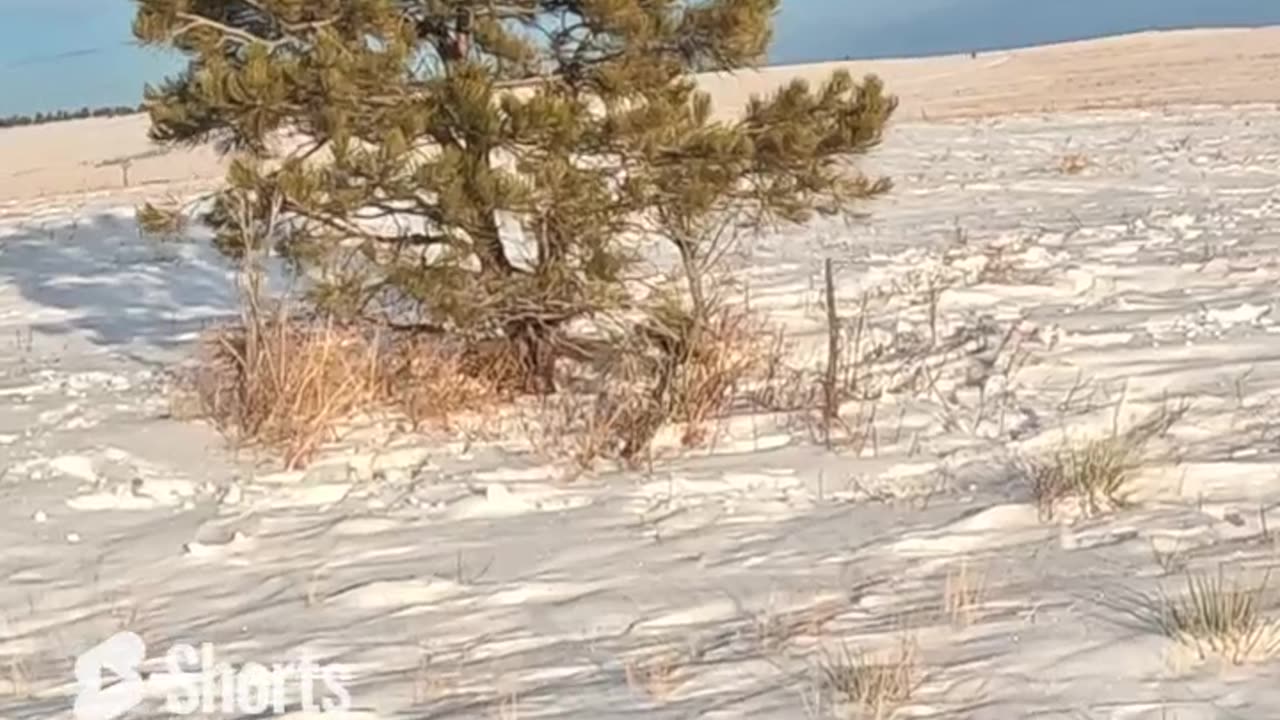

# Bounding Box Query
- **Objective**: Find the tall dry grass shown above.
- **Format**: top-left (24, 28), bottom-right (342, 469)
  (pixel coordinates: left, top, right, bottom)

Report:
top-left (191, 311), bottom-right (384, 469)
top-left (187, 307), bottom-right (508, 469)
top-left (523, 300), bottom-right (777, 471)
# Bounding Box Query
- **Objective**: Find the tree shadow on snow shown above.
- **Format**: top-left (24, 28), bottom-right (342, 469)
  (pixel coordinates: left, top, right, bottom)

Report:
top-left (0, 211), bottom-right (244, 355)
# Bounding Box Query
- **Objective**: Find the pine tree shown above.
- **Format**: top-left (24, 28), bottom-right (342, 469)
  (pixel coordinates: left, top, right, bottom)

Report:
top-left (133, 0), bottom-right (894, 391)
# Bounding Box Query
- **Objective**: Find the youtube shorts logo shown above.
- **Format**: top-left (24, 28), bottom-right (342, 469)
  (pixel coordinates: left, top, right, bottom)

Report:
top-left (73, 631), bottom-right (147, 720)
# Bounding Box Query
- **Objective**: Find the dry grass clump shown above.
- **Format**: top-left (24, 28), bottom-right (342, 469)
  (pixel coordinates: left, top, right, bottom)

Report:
top-left (187, 297), bottom-right (775, 470)
top-left (191, 313), bottom-right (386, 468)
top-left (1058, 152), bottom-right (1089, 175)
top-left (387, 336), bottom-right (513, 430)
top-left (531, 299), bottom-right (775, 470)
top-left (623, 648), bottom-right (693, 702)
top-left (187, 309), bottom-right (507, 468)
top-left (943, 561), bottom-right (987, 628)
top-left (1025, 434), bottom-right (1140, 520)
top-left (750, 599), bottom-right (843, 656)
top-left (746, 329), bottom-right (820, 412)
top-left (659, 301), bottom-right (769, 445)
top-left (1024, 403), bottom-right (1186, 520)
top-left (1157, 567), bottom-right (1280, 664)
top-left (818, 637), bottom-right (919, 719)
top-left (1, 655), bottom-right (32, 699)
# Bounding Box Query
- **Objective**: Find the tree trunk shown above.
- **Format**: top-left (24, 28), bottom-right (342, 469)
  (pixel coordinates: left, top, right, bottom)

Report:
top-left (539, 214), bottom-right (569, 270)
top-left (676, 237), bottom-right (706, 348)
top-left (476, 210), bottom-right (515, 275)
top-left (506, 318), bottom-right (557, 395)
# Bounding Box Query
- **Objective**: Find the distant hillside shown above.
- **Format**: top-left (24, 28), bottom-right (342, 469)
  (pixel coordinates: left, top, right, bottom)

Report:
top-left (772, 0), bottom-right (1280, 63)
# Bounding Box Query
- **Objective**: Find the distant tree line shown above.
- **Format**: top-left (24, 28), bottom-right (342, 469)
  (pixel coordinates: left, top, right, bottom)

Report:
top-left (0, 103), bottom-right (146, 129)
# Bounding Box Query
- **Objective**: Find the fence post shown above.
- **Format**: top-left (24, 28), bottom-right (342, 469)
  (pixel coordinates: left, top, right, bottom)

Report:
top-left (823, 258), bottom-right (839, 449)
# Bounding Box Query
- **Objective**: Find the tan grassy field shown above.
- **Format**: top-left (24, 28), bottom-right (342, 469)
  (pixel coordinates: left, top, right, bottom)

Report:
top-left (2, 25), bottom-right (1278, 206)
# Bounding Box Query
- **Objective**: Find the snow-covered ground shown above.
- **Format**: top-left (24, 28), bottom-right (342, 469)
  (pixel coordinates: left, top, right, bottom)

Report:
top-left (6, 104), bottom-right (1280, 719)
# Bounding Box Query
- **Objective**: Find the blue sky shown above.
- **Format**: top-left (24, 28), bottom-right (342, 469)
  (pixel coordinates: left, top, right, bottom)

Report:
top-left (1, 0), bottom-right (174, 116)
top-left (3, 0), bottom-right (1280, 117)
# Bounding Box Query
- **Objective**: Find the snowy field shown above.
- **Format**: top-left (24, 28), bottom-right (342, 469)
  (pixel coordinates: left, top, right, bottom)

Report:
top-left (5, 103), bottom-right (1280, 719)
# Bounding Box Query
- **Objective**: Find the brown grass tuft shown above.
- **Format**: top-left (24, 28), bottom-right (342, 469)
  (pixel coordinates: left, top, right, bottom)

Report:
top-left (184, 280), bottom-right (790, 472)
top-left (192, 313), bottom-right (385, 468)
top-left (661, 301), bottom-right (770, 447)
top-left (751, 599), bottom-right (843, 655)
top-left (1058, 152), bottom-right (1089, 175)
top-left (1024, 402), bottom-right (1186, 520)
top-left (1, 655), bottom-right (31, 699)
top-left (944, 561), bottom-right (987, 628)
top-left (1025, 434), bottom-right (1139, 520)
top-left (524, 299), bottom-right (776, 471)
top-left (623, 648), bottom-right (691, 702)
top-left (818, 636), bottom-right (919, 719)
top-left (1157, 567), bottom-right (1280, 664)
top-left (387, 336), bottom-right (510, 431)
top-left (187, 310), bottom-right (507, 469)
